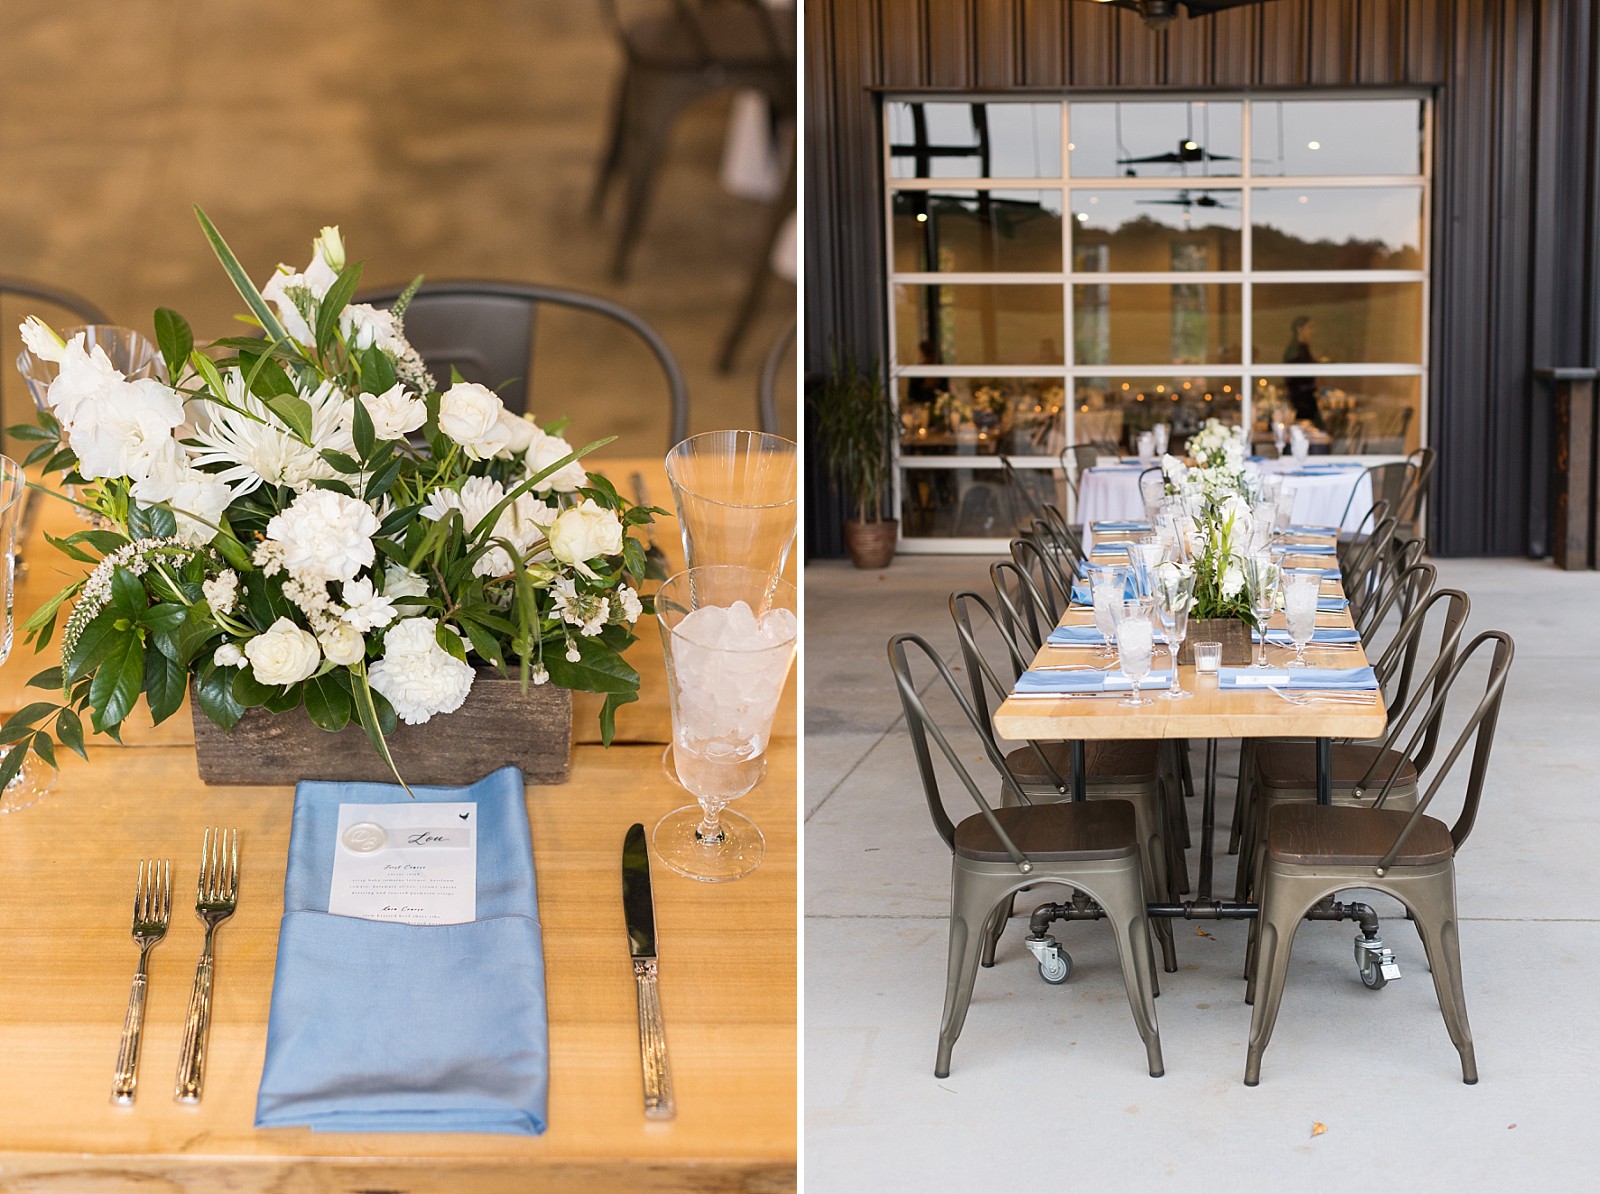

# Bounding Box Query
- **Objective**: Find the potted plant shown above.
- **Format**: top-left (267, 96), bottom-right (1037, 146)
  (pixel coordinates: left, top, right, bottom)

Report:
top-left (813, 351), bottom-right (898, 569)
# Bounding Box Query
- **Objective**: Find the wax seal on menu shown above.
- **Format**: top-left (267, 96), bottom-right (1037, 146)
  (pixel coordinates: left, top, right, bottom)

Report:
top-left (342, 822), bottom-right (387, 853)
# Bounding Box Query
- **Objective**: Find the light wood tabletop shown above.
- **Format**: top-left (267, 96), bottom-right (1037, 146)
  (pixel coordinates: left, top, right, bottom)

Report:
top-left (0, 458), bottom-right (797, 1193)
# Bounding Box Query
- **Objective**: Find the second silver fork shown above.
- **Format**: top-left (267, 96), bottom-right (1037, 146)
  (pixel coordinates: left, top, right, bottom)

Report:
top-left (112, 859), bottom-right (171, 1105)
top-left (175, 827), bottom-right (239, 1104)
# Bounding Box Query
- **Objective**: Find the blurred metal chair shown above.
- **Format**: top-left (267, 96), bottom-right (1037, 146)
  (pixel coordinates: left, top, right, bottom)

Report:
top-left (0, 278), bottom-right (108, 325)
top-left (888, 631), bottom-right (1165, 1080)
top-left (1245, 630), bottom-right (1514, 1086)
top-left (592, 0), bottom-right (796, 281)
top-left (755, 316), bottom-right (795, 437)
top-left (356, 280), bottom-right (689, 448)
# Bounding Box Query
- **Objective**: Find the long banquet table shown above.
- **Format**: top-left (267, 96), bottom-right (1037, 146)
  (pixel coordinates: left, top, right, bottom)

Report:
top-left (0, 458), bottom-right (797, 1193)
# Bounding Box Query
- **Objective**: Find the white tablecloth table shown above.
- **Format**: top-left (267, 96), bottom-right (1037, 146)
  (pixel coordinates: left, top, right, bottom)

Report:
top-left (1078, 458), bottom-right (1374, 546)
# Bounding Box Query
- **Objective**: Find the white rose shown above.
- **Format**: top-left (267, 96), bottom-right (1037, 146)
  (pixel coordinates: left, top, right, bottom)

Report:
top-left (243, 617), bottom-right (321, 685)
top-left (314, 225), bottom-right (345, 272)
top-left (383, 563), bottom-right (430, 601)
top-left (214, 642), bottom-right (245, 668)
top-left (368, 617), bottom-right (475, 725)
top-left (437, 382), bottom-right (509, 459)
top-left (524, 427), bottom-right (589, 492)
top-left (356, 383), bottom-right (425, 440)
top-left (548, 499), bottom-right (623, 578)
top-left (496, 410), bottom-right (537, 456)
top-left (318, 622), bottom-right (367, 666)
top-left (167, 468), bottom-right (234, 547)
top-left (265, 489), bottom-right (379, 584)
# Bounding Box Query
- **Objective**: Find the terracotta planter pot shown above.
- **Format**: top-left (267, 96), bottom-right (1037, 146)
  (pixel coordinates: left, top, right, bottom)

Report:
top-left (843, 519), bottom-right (898, 569)
top-left (191, 669), bottom-right (572, 786)
top-left (1179, 617), bottom-right (1255, 666)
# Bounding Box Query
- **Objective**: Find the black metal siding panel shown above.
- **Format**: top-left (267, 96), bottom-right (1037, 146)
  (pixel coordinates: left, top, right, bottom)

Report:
top-left (807, 0), bottom-right (1600, 557)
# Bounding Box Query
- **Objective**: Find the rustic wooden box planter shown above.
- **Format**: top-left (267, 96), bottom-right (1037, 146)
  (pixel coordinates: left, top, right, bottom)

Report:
top-left (1178, 617), bottom-right (1255, 667)
top-left (191, 672), bottom-right (572, 786)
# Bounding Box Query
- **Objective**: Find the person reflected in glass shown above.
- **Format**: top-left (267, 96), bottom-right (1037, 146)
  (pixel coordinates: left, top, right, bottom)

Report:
top-left (1282, 315), bottom-right (1323, 428)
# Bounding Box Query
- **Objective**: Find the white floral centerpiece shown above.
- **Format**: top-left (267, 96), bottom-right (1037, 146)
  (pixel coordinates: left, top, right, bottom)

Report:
top-left (2, 211), bottom-right (655, 787)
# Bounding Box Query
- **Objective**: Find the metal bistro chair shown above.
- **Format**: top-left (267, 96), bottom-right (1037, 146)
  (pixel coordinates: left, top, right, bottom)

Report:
top-left (887, 632), bottom-right (1165, 1080)
top-left (950, 590), bottom-right (1178, 975)
top-left (1245, 630), bottom-right (1515, 1086)
top-left (755, 316), bottom-right (796, 437)
top-left (355, 281), bottom-right (689, 449)
top-left (592, 0), bottom-right (796, 281)
top-left (1399, 446), bottom-right (1436, 542)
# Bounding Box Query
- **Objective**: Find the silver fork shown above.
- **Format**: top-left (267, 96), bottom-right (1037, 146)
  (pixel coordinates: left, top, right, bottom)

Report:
top-left (1267, 686), bottom-right (1377, 706)
top-left (112, 859), bottom-right (171, 1105)
top-left (174, 828), bottom-right (239, 1104)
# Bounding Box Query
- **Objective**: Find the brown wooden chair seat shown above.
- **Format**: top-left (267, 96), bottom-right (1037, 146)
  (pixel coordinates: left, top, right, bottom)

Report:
top-left (954, 800), bottom-right (1139, 864)
top-left (1004, 738), bottom-right (1160, 786)
top-left (1253, 742), bottom-right (1417, 792)
top-left (1265, 803), bottom-right (1453, 867)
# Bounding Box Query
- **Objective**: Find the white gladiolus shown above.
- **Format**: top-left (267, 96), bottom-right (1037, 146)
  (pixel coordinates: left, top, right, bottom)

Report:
top-left (264, 489), bottom-right (379, 584)
top-left (18, 316), bottom-right (65, 363)
top-left (243, 618), bottom-right (321, 685)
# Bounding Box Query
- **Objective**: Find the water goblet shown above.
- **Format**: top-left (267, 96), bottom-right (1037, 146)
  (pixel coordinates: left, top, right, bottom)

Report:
top-left (1131, 537), bottom-right (1165, 598)
top-left (1116, 606), bottom-right (1155, 708)
top-left (653, 565), bottom-right (797, 882)
top-left (1152, 567), bottom-right (1194, 701)
top-left (664, 430), bottom-right (798, 578)
top-left (1248, 553), bottom-right (1281, 669)
top-left (1283, 575), bottom-right (1321, 669)
top-left (0, 455), bottom-right (56, 813)
top-left (1152, 422), bottom-right (1170, 456)
top-left (1272, 420), bottom-right (1288, 457)
top-left (1091, 569), bottom-right (1128, 658)
top-left (1136, 431), bottom-right (1156, 462)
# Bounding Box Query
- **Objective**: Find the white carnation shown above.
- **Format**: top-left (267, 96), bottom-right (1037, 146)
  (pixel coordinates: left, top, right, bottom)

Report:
top-left (265, 489), bottom-right (379, 584)
top-left (368, 616), bottom-right (475, 725)
top-left (243, 617), bottom-right (321, 685)
top-left (615, 584), bottom-right (644, 624)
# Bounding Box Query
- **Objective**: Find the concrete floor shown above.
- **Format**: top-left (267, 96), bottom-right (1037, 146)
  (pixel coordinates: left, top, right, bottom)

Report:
top-left (805, 553), bottom-right (1600, 1190)
top-left (0, 2), bottom-right (794, 458)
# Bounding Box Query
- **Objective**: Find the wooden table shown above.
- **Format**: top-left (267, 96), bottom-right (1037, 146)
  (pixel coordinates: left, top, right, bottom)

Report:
top-left (0, 458), bottom-right (797, 1193)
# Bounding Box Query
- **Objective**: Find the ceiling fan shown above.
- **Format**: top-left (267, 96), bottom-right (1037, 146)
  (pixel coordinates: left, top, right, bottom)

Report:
top-left (1135, 189), bottom-right (1238, 210)
top-left (1118, 139), bottom-right (1243, 167)
top-left (1079, 0), bottom-right (1278, 32)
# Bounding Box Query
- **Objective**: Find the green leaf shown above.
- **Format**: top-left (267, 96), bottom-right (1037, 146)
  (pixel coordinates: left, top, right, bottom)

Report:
top-left (351, 394), bottom-right (375, 460)
top-left (7, 423), bottom-right (58, 442)
top-left (194, 206), bottom-right (289, 342)
top-left (263, 392), bottom-right (315, 442)
top-left (30, 733), bottom-right (57, 769)
top-left (108, 567), bottom-right (147, 618)
top-left (65, 607), bottom-right (128, 683)
top-left (264, 684), bottom-right (303, 714)
top-left (359, 345), bottom-right (397, 395)
top-left (351, 668), bottom-right (409, 794)
top-left (42, 531), bottom-right (99, 563)
top-left (598, 689), bottom-right (638, 746)
top-left (231, 668), bottom-right (276, 708)
top-left (0, 721), bottom-right (38, 746)
top-left (27, 666), bottom-right (64, 691)
top-left (54, 708), bottom-right (87, 760)
top-left (315, 262), bottom-right (364, 352)
top-left (241, 349), bottom-right (299, 399)
top-left (319, 449), bottom-right (362, 475)
top-left (435, 623), bottom-right (469, 662)
top-left (25, 585), bottom-right (76, 652)
top-left (188, 348), bottom-right (230, 404)
top-left (0, 741), bottom-right (29, 791)
top-left (304, 671), bottom-right (353, 731)
top-left (365, 454), bottom-right (404, 503)
top-left (197, 662), bottom-right (246, 729)
top-left (7, 701), bottom-right (60, 728)
top-left (214, 533), bottom-right (252, 571)
top-left (139, 603), bottom-right (189, 633)
top-left (87, 634), bottom-right (146, 733)
top-left (544, 636), bottom-right (640, 695)
top-left (152, 308), bottom-right (194, 382)
top-left (142, 646), bottom-right (187, 725)
top-left (168, 606), bottom-right (223, 668)
top-left (127, 500), bottom-right (177, 541)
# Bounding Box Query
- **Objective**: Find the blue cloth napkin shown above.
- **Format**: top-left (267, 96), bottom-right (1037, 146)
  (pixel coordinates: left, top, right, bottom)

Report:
top-left (1318, 596), bottom-right (1350, 612)
top-left (1284, 566), bottom-right (1341, 579)
top-left (1071, 578), bottom-right (1139, 605)
top-left (1090, 540), bottom-right (1140, 555)
top-left (1048, 624), bottom-right (1169, 646)
top-left (1015, 669), bottom-right (1174, 695)
top-left (1273, 542), bottom-right (1336, 556)
top-left (1286, 523), bottom-right (1338, 535)
top-left (255, 766), bottom-right (548, 1135)
top-left (1219, 665), bottom-right (1378, 690)
top-left (1092, 520), bottom-right (1151, 533)
top-left (1249, 627), bottom-right (1362, 645)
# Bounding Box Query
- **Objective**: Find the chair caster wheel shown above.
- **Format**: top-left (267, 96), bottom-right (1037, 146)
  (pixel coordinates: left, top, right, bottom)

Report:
top-left (1355, 933), bottom-right (1400, 989)
top-left (1025, 934), bottom-right (1071, 984)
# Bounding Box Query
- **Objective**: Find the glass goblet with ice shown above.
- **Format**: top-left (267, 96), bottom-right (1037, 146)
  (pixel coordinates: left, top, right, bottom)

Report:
top-left (1115, 604), bottom-right (1156, 708)
top-left (654, 565), bottom-right (797, 882)
top-left (1091, 568), bottom-right (1128, 659)
top-left (1247, 552), bottom-right (1282, 669)
top-left (1283, 573), bottom-right (1321, 669)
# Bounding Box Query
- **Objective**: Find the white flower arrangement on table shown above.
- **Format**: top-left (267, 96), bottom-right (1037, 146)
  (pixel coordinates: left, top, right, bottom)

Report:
top-left (1, 211), bottom-right (658, 787)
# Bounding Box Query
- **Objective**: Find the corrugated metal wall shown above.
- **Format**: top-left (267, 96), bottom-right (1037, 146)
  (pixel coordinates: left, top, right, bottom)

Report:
top-left (805, 0), bottom-right (1600, 557)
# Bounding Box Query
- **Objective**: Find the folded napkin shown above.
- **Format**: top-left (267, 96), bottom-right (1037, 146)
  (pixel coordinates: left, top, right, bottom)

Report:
top-left (1092, 520), bottom-right (1152, 533)
top-left (1249, 627), bottom-right (1362, 645)
top-left (1272, 545), bottom-right (1337, 558)
top-left (1286, 523), bottom-right (1339, 535)
top-left (1090, 540), bottom-right (1140, 555)
top-left (1318, 596), bottom-right (1350, 612)
top-left (1048, 624), bottom-right (1169, 647)
top-left (1015, 669), bottom-right (1174, 695)
top-left (1071, 579), bottom-right (1139, 605)
top-left (1219, 665), bottom-right (1378, 690)
top-left (255, 766), bottom-right (548, 1135)
top-left (1283, 565), bottom-right (1342, 578)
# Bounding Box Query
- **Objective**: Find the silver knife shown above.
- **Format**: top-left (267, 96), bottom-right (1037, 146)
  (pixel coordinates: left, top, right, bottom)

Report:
top-left (623, 822), bottom-right (674, 1120)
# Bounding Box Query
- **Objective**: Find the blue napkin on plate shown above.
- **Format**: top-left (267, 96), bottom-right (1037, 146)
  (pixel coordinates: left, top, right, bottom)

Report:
top-left (1249, 627), bottom-right (1361, 645)
top-left (1048, 624), bottom-right (1169, 646)
top-left (255, 766), bottom-right (548, 1135)
top-left (1092, 520), bottom-right (1152, 533)
top-left (1272, 542), bottom-right (1336, 556)
top-left (1318, 596), bottom-right (1349, 612)
top-left (1070, 578), bottom-right (1140, 605)
top-left (1286, 523), bottom-right (1338, 535)
top-left (1090, 540), bottom-right (1140, 556)
top-left (1219, 665), bottom-right (1378, 690)
top-left (1015, 669), bottom-right (1174, 695)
